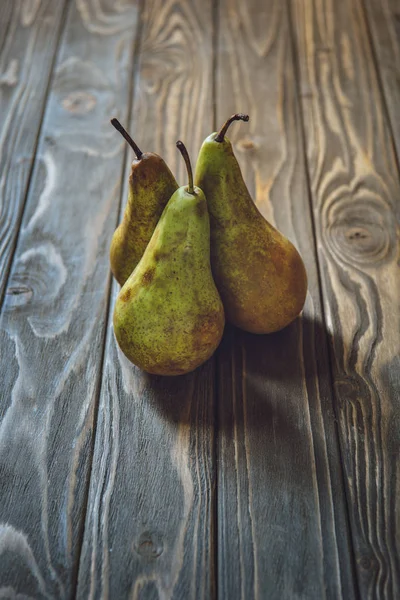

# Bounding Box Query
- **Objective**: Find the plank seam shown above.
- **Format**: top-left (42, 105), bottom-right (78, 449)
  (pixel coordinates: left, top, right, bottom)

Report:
top-left (285, 0), bottom-right (361, 597)
top-left (0, 0), bottom-right (71, 315)
top-left (359, 0), bottom-right (400, 181)
top-left (71, 1), bottom-right (146, 596)
top-left (211, 0), bottom-right (219, 132)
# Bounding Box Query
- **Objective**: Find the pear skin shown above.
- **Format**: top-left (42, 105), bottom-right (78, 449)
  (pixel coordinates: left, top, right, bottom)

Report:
top-left (195, 114), bottom-right (307, 334)
top-left (110, 119), bottom-right (178, 286)
top-left (113, 142), bottom-right (225, 375)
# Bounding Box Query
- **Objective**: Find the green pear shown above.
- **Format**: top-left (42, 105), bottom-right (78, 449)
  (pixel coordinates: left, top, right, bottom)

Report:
top-left (110, 118), bottom-right (178, 286)
top-left (194, 113), bottom-right (308, 334)
top-left (113, 141), bottom-right (225, 375)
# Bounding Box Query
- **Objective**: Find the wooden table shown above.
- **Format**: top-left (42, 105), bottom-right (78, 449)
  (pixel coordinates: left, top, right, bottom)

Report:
top-left (0, 0), bottom-right (399, 598)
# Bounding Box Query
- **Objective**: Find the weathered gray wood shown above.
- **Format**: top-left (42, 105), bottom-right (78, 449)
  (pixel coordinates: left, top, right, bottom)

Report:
top-left (77, 1), bottom-right (216, 598)
top-left (363, 0), bottom-right (400, 160)
top-left (215, 0), bottom-right (357, 598)
top-left (0, 0), bottom-right (138, 596)
top-left (290, 0), bottom-right (400, 596)
top-left (0, 0), bottom-right (68, 307)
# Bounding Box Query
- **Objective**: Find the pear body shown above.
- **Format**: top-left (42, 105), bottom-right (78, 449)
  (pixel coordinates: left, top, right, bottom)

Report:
top-left (113, 186), bottom-right (225, 375)
top-left (110, 153), bottom-right (178, 286)
top-left (195, 134), bottom-right (307, 334)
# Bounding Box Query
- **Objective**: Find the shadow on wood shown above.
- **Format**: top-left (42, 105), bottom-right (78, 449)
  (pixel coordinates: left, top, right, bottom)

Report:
top-left (137, 359), bottom-right (216, 426)
top-left (144, 312), bottom-right (342, 433)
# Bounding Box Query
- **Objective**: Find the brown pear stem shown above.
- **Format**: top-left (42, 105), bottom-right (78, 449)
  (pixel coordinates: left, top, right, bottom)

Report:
top-left (215, 113), bottom-right (249, 143)
top-left (111, 118), bottom-right (143, 159)
top-left (176, 141), bottom-right (194, 194)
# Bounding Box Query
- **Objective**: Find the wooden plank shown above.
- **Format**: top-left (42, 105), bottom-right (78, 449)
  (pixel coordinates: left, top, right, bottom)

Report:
top-left (77, 1), bottom-right (216, 598)
top-left (363, 0), bottom-right (400, 159)
top-left (290, 0), bottom-right (400, 596)
top-left (215, 1), bottom-right (356, 598)
top-left (0, 1), bottom-right (139, 597)
top-left (0, 0), bottom-right (69, 306)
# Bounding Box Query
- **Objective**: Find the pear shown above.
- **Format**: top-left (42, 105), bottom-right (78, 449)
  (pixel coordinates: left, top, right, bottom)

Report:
top-left (113, 141), bottom-right (225, 376)
top-left (110, 118), bottom-right (178, 286)
top-left (194, 113), bottom-right (308, 334)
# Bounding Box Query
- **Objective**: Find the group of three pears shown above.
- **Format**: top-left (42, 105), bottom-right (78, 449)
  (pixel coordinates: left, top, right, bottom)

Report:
top-left (111, 114), bottom-right (307, 376)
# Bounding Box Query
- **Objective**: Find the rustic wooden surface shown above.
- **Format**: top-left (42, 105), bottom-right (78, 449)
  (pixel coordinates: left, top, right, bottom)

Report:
top-left (291, 0), bottom-right (400, 597)
top-left (0, 0), bottom-right (138, 597)
top-left (364, 0), bottom-right (400, 158)
top-left (215, 0), bottom-right (355, 598)
top-left (0, 0), bottom-right (69, 307)
top-left (0, 0), bottom-right (398, 598)
top-left (77, 1), bottom-right (217, 598)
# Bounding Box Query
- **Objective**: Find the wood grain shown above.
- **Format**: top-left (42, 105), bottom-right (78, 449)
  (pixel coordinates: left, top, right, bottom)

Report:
top-left (0, 0), bottom-right (138, 596)
top-left (363, 0), bottom-right (400, 159)
top-left (290, 0), bottom-right (400, 596)
top-left (215, 0), bottom-right (356, 598)
top-left (0, 0), bottom-right (68, 307)
top-left (77, 1), bottom-right (216, 598)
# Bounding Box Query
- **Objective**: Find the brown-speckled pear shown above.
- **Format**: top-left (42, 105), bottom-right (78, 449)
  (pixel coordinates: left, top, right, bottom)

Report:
top-left (113, 141), bottom-right (225, 376)
top-left (194, 114), bottom-right (308, 334)
top-left (109, 118), bottom-right (178, 286)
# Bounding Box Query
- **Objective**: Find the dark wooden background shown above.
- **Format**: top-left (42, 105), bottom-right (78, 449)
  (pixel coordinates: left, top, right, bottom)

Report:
top-left (0, 0), bottom-right (399, 598)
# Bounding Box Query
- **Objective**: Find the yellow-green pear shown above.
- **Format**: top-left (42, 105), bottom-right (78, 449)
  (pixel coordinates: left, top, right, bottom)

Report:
top-left (110, 118), bottom-right (178, 286)
top-left (195, 113), bottom-right (308, 334)
top-left (113, 141), bottom-right (225, 375)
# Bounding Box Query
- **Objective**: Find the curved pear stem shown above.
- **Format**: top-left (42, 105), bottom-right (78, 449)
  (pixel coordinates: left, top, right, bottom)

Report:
top-left (176, 141), bottom-right (194, 194)
top-left (111, 118), bottom-right (143, 159)
top-left (215, 113), bottom-right (249, 143)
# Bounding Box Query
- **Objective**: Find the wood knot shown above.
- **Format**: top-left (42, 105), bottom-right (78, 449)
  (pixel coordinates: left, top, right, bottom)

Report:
top-left (134, 531), bottom-right (163, 559)
top-left (334, 378), bottom-right (359, 408)
top-left (5, 284), bottom-right (33, 308)
top-left (62, 91), bottom-right (96, 114)
top-left (236, 137), bottom-right (259, 152)
top-left (326, 198), bottom-right (395, 267)
top-left (345, 227), bottom-right (370, 241)
top-left (358, 555), bottom-right (378, 572)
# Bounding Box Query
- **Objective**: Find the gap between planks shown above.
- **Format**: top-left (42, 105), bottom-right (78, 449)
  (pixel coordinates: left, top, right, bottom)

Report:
top-left (285, 0), bottom-right (361, 594)
top-left (71, 1), bottom-right (147, 595)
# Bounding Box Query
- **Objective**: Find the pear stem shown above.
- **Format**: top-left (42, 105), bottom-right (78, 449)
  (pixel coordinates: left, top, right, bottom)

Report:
top-left (111, 118), bottom-right (143, 159)
top-left (176, 141), bottom-right (194, 194)
top-left (215, 113), bottom-right (249, 143)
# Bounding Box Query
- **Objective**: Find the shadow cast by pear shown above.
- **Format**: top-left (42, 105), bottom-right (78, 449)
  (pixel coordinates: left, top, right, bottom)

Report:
top-left (144, 312), bottom-right (342, 436)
